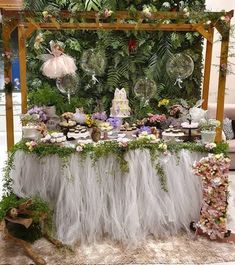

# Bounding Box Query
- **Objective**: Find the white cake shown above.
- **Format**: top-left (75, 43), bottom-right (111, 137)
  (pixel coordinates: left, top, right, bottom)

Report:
top-left (110, 88), bottom-right (131, 118)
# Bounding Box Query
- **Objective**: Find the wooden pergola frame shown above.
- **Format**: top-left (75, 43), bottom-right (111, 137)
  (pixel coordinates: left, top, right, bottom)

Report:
top-left (0, 8), bottom-right (234, 150)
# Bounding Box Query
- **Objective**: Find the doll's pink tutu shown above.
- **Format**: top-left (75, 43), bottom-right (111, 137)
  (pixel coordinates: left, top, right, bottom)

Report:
top-left (42, 54), bottom-right (77, 79)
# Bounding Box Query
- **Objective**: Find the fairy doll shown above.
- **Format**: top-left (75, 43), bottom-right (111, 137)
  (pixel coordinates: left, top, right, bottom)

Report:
top-left (40, 40), bottom-right (77, 79)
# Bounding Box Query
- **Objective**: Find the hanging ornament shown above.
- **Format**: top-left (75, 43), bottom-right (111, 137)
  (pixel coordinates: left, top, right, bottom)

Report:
top-left (39, 40), bottom-right (77, 79)
top-left (80, 49), bottom-right (107, 77)
top-left (166, 53), bottom-right (194, 88)
top-left (128, 39), bottom-right (137, 54)
top-left (134, 78), bottom-right (157, 104)
top-left (56, 74), bottom-right (79, 103)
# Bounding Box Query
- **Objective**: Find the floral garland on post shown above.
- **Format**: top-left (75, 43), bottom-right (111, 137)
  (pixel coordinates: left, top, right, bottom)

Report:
top-left (193, 153), bottom-right (231, 239)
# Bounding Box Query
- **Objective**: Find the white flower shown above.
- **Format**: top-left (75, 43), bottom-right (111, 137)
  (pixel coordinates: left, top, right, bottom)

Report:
top-left (143, 6), bottom-right (152, 18)
top-left (184, 12), bottom-right (190, 17)
top-left (183, 7), bottom-right (188, 13)
top-left (213, 177), bottom-right (222, 186)
top-left (76, 145), bottom-right (83, 152)
top-left (206, 20), bottom-right (211, 25)
top-left (163, 19), bottom-right (171, 24)
top-left (220, 16), bottom-right (225, 21)
top-left (215, 153), bottom-right (223, 160)
top-left (179, 1), bottom-right (185, 7)
top-left (205, 142), bottom-right (216, 150)
top-left (162, 2), bottom-right (171, 8)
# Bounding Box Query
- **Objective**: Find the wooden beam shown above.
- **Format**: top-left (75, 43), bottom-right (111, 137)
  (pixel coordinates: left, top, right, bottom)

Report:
top-left (0, 0), bottom-right (23, 10)
top-left (215, 34), bottom-right (230, 142)
top-left (202, 28), bottom-right (214, 110)
top-left (18, 23), bottom-right (27, 114)
top-left (195, 25), bottom-right (213, 43)
top-left (2, 24), bottom-right (14, 150)
top-left (35, 22), bottom-right (198, 31)
top-left (2, 10), bottom-right (234, 20)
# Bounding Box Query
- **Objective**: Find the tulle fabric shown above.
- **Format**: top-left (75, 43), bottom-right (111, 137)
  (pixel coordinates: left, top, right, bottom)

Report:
top-left (11, 149), bottom-right (203, 246)
top-left (41, 54), bottom-right (77, 79)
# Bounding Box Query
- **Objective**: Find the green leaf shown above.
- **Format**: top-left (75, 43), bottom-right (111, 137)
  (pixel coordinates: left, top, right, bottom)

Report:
top-left (85, 0), bottom-right (101, 11)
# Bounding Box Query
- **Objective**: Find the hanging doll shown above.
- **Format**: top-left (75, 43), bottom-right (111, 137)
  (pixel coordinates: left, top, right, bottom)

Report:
top-left (40, 41), bottom-right (77, 79)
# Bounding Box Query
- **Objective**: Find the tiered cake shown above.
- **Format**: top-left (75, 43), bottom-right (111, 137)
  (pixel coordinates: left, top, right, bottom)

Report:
top-left (110, 88), bottom-right (131, 118)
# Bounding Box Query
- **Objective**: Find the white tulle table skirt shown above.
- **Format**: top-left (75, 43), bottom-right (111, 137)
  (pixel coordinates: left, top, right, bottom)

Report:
top-left (11, 149), bottom-right (203, 245)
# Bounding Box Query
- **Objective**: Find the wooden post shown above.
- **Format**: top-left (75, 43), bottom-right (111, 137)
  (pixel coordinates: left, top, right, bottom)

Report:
top-left (2, 24), bottom-right (14, 150)
top-left (202, 28), bottom-right (214, 110)
top-left (215, 35), bottom-right (230, 142)
top-left (18, 23), bottom-right (27, 113)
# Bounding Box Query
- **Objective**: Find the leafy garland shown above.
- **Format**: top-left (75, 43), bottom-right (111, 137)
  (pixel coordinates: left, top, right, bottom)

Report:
top-left (3, 139), bottom-right (229, 195)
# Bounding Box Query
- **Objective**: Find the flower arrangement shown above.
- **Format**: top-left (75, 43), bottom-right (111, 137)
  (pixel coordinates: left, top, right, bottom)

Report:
top-left (2, 50), bottom-right (12, 60)
top-left (106, 117), bottom-right (121, 129)
top-left (138, 126), bottom-right (151, 134)
top-left (193, 153), bottom-right (230, 239)
top-left (84, 114), bottom-right (94, 127)
top-left (199, 118), bottom-right (220, 131)
top-left (148, 113), bottom-right (167, 123)
top-left (204, 142), bottom-right (217, 151)
top-left (169, 104), bottom-right (183, 118)
top-left (158, 98), bottom-right (170, 108)
top-left (137, 113), bottom-right (167, 128)
top-left (91, 111), bottom-right (107, 121)
top-left (25, 140), bottom-right (38, 151)
top-left (20, 113), bottom-right (41, 126)
top-left (28, 106), bottom-right (47, 122)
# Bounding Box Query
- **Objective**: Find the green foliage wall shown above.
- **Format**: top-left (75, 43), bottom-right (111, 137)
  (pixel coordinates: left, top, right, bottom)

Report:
top-left (25, 0), bottom-right (205, 118)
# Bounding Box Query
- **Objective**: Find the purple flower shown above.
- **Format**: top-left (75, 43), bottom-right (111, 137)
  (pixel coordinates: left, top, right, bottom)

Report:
top-left (28, 106), bottom-right (47, 122)
top-left (138, 126), bottom-right (151, 134)
top-left (107, 117), bottom-right (121, 128)
top-left (91, 111), bottom-right (107, 121)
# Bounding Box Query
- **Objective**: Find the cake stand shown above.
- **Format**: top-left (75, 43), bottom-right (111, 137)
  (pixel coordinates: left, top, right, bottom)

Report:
top-left (181, 120), bottom-right (199, 142)
top-left (59, 120), bottom-right (77, 141)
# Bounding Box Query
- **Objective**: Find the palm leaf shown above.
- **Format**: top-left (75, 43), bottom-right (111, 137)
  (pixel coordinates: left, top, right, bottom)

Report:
top-left (24, 0), bottom-right (47, 10)
top-left (84, 0), bottom-right (101, 11)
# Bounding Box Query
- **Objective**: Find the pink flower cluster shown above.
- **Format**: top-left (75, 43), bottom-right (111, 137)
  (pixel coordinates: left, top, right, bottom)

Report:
top-left (193, 153), bottom-right (230, 239)
top-left (169, 104), bottom-right (182, 117)
top-left (2, 51), bottom-right (12, 59)
top-left (148, 113), bottom-right (167, 123)
top-left (26, 141), bottom-right (38, 152)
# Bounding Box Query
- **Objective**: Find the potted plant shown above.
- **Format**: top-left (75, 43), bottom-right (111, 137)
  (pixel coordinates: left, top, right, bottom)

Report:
top-left (199, 118), bottom-right (220, 144)
top-left (28, 84), bottom-right (65, 116)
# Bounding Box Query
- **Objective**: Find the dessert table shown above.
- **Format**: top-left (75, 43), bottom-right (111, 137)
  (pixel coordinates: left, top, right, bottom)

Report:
top-left (10, 148), bottom-right (203, 245)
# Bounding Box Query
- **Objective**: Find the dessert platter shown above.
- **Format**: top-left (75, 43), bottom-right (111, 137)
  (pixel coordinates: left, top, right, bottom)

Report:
top-left (162, 126), bottom-right (185, 141)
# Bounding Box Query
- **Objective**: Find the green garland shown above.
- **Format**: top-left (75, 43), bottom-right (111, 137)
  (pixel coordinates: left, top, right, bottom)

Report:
top-left (3, 139), bottom-right (229, 195)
